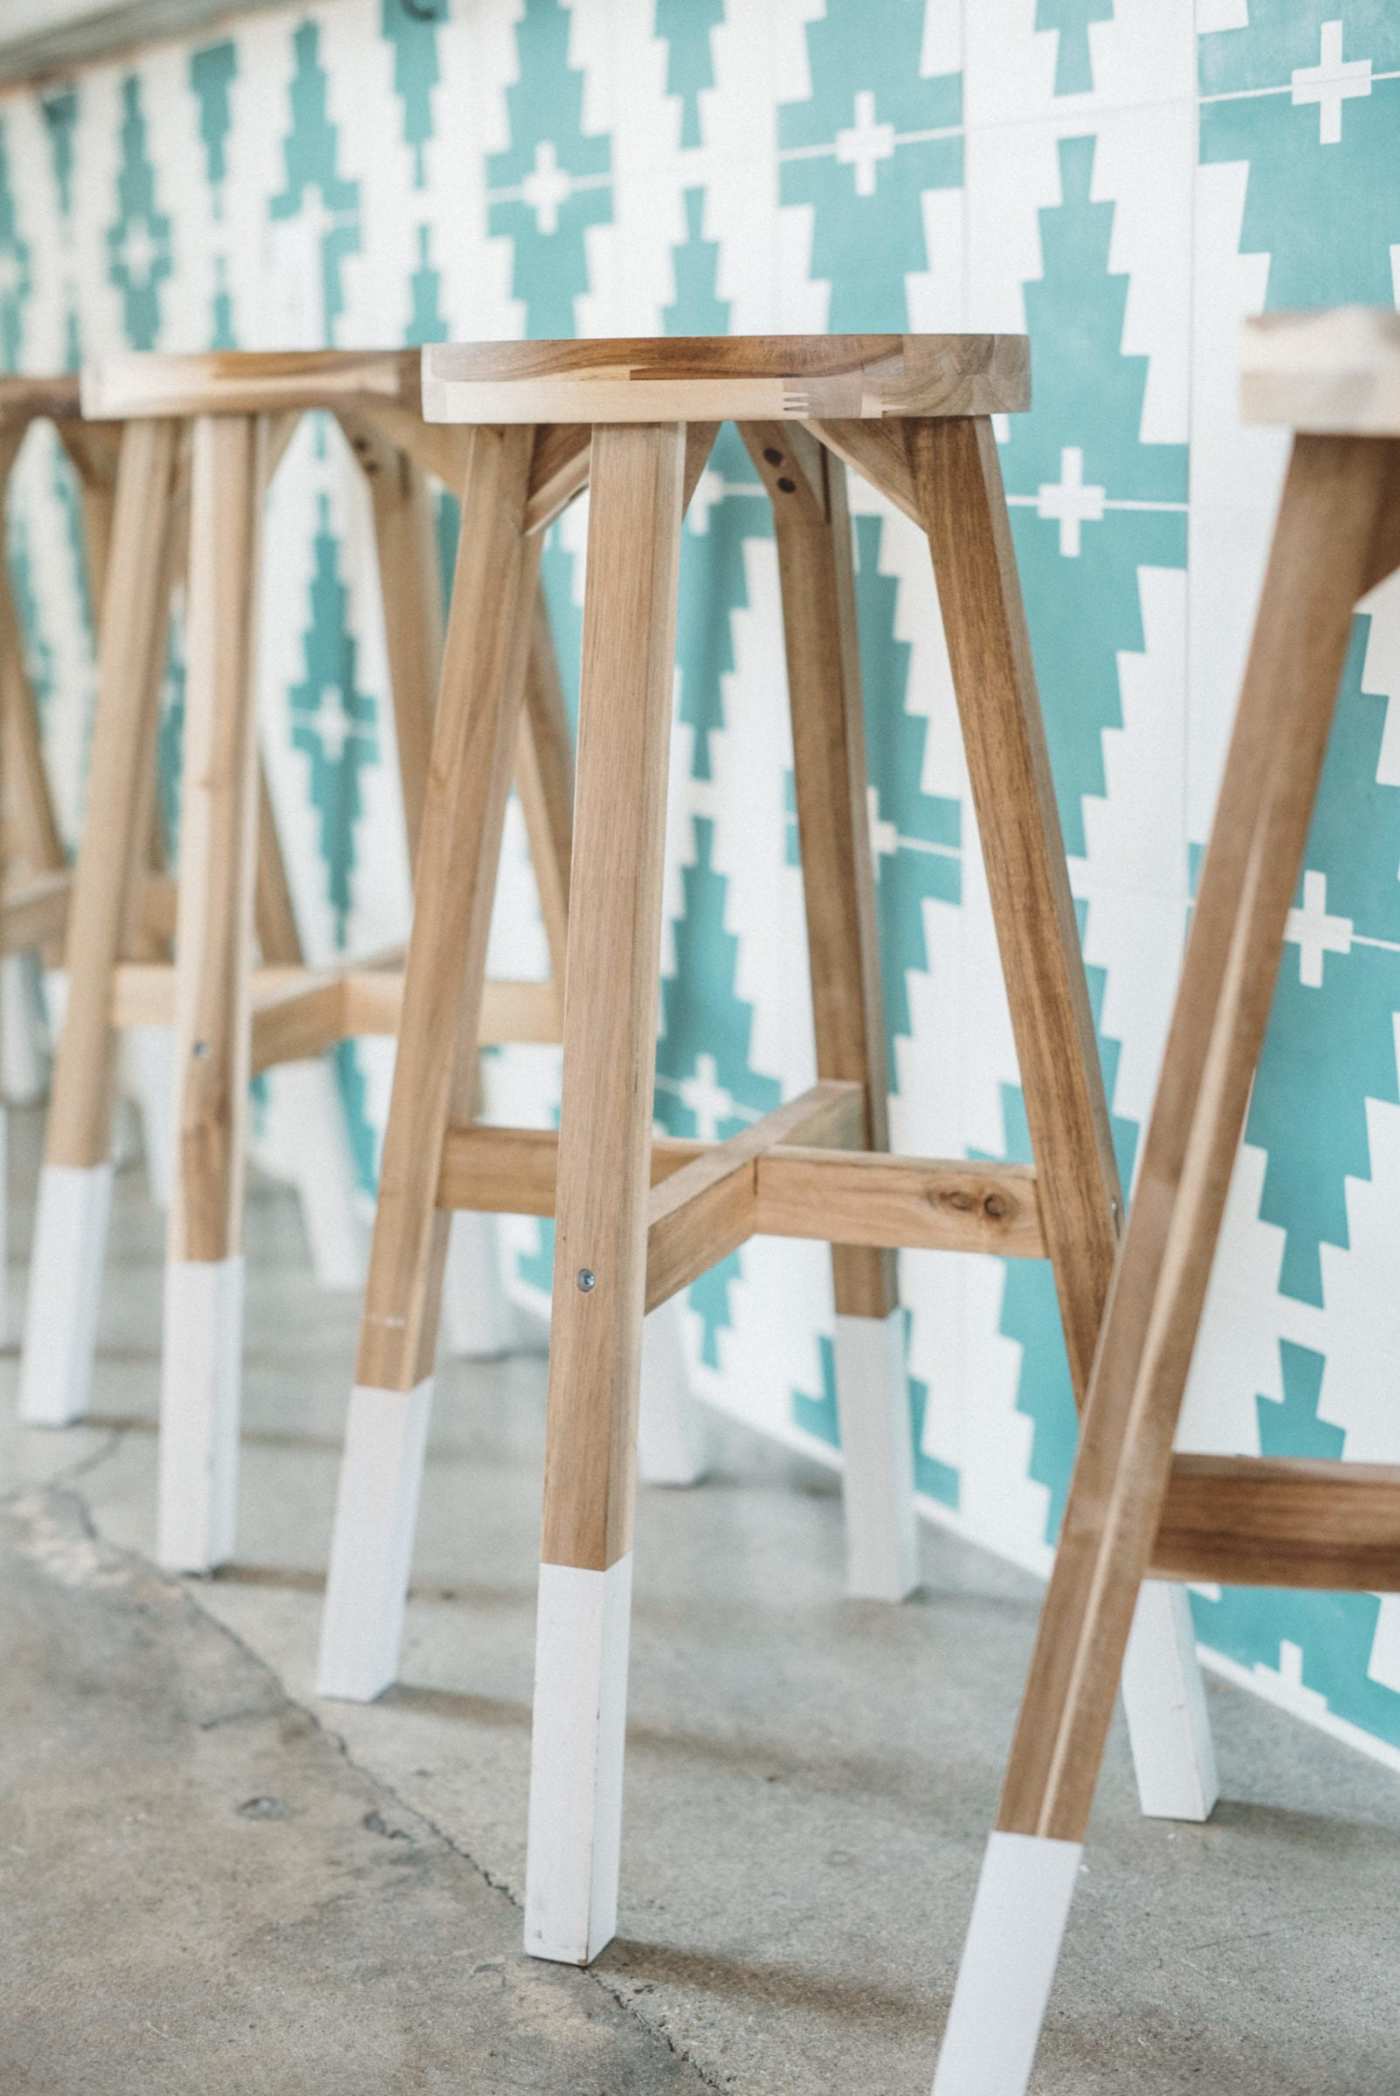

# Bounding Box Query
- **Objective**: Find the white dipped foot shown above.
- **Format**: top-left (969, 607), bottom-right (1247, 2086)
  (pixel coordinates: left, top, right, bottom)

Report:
top-left (525, 1553), bottom-right (633, 1966)
top-left (835, 1309), bottom-right (918, 1600)
top-left (19, 1161), bottom-right (114, 1425)
top-left (158, 1256), bottom-right (244, 1572)
top-left (932, 1831), bottom-right (1082, 2096)
top-left (1121, 1579), bottom-right (1219, 1822)
top-left (637, 1299), bottom-right (706, 1486)
top-left (318, 1379), bottom-right (433, 1702)
top-left (122, 1025), bottom-right (175, 1208)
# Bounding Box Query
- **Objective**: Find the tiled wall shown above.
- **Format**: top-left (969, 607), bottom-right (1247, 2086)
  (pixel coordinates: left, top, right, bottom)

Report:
top-left (3, 0), bottom-right (1400, 1761)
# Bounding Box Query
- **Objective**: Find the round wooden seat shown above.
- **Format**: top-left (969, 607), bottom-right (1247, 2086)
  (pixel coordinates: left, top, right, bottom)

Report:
top-left (0, 374), bottom-right (83, 425)
top-left (1242, 306), bottom-right (1400, 437)
top-left (422, 331), bottom-right (1029, 425)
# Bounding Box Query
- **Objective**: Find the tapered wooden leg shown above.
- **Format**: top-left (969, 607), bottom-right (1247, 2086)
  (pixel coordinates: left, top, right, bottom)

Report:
top-left (20, 419), bottom-right (177, 1427)
top-left (931, 434), bottom-right (1396, 2096)
top-left (367, 444), bottom-right (442, 870)
top-left (318, 424), bottom-right (538, 1701)
top-left (442, 596), bottom-right (572, 1363)
top-left (914, 413), bottom-right (1218, 1823)
top-left (748, 424), bottom-right (916, 1601)
top-left (525, 422), bottom-right (685, 1966)
top-left (157, 414), bottom-right (265, 1572)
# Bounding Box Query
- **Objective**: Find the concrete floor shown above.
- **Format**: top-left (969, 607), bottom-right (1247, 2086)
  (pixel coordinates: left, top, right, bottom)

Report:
top-left (2, 1108), bottom-right (1399, 2094)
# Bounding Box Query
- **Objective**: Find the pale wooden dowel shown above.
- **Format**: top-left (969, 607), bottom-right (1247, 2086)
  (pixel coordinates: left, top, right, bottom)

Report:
top-left (912, 413), bottom-right (1120, 1404)
top-left (365, 441), bottom-right (442, 871)
top-left (526, 420), bottom-right (685, 1969)
top-left (747, 422), bottom-right (895, 1323)
top-left (167, 413), bottom-right (266, 1268)
top-left (538, 421), bottom-right (686, 1577)
top-left (355, 423), bottom-right (539, 1394)
top-left (47, 418), bottom-right (178, 1168)
top-left (254, 759), bottom-right (303, 967)
top-left (513, 590), bottom-right (573, 994)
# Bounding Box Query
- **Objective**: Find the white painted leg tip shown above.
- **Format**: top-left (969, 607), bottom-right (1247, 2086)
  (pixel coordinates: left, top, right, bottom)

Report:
top-left (1123, 1581), bottom-right (1220, 1823)
top-left (157, 1258), bottom-right (244, 1573)
top-left (522, 1921), bottom-right (616, 1968)
top-left (835, 1311), bottom-right (919, 1602)
top-left (524, 1556), bottom-right (633, 1969)
top-left (317, 1380), bottom-right (433, 1703)
top-left (637, 1304), bottom-right (707, 1487)
top-left (18, 1162), bottom-right (114, 1426)
top-left (932, 1832), bottom-right (1082, 2096)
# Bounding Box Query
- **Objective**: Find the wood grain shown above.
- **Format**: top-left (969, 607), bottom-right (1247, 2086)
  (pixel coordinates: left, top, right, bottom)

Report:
top-left (539, 422), bottom-right (685, 1574)
top-left (47, 418), bottom-right (178, 1167)
top-left (83, 348), bottom-right (422, 422)
top-left (167, 413), bottom-right (265, 1265)
top-left (436, 1123), bottom-right (1046, 1262)
top-left (513, 591), bottom-right (573, 993)
top-left (644, 1081), bottom-right (863, 1312)
top-left (749, 423), bottom-right (897, 1320)
top-left (914, 414), bottom-right (1121, 1402)
top-left (356, 424), bottom-right (539, 1392)
top-left (1152, 1454), bottom-right (1400, 1591)
top-left (423, 335), bottom-right (1028, 426)
top-left (996, 434), bottom-right (1398, 1845)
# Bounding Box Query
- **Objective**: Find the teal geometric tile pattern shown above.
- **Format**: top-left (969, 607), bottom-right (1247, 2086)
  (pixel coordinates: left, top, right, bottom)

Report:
top-left (1, 0), bottom-right (1398, 1768)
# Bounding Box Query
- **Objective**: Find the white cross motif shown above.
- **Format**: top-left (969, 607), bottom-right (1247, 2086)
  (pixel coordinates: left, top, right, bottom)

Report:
top-left (1036, 445), bottom-right (1107, 558)
top-left (1285, 868), bottom-right (1352, 987)
top-left (679, 1052), bottom-right (735, 1142)
top-left (1291, 19), bottom-right (1372, 146)
top-left (522, 140), bottom-right (573, 236)
top-left (835, 90), bottom-right (896, 198)
top-left (306, 682), bottom-right (366, 766)
top-left (116, 214), bottom-right (163, 291)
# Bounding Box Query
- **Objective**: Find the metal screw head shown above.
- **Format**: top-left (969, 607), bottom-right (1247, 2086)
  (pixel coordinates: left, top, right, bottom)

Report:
top-left (576, 1268), bottom-right (597, 1293)
top-left (192, 1040), bottom-right (209, 1059)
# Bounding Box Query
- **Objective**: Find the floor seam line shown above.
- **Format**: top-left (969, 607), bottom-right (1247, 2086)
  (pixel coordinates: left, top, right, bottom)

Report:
top-left (60, 1472), bottom-right (729, 2093)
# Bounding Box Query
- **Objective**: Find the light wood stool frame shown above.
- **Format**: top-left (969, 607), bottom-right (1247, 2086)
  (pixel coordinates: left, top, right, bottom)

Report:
top-left (0, 378), bottom-right (116, 970)
top-left (17, 348), bottom-right (575, 1575)
top-left (933, 308), bottom-right (1400, 2094)
top-left (320, 333), bottom-right (1219, 1966)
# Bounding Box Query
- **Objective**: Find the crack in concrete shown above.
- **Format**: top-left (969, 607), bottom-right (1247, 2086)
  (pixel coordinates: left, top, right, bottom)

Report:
top-left (54, 1473), bottom-right (730, 2095)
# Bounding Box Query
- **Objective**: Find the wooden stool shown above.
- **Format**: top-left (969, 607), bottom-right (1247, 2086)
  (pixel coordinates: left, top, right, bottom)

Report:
top-left (932, 307), bottom-right (1400, 2096)
top-left (0, 378), bottom-right (119, 1337)
top-left (17, 349), bottom-right (573, 1574)
top-left (319, 334), bottom-right (1219, 1963)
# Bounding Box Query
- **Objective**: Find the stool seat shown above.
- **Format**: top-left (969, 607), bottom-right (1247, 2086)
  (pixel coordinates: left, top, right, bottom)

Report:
top-left (1242, 306), bottom-right (1400, 436)
top-left (422, 331), bottom-right (1029, 425)
top-left (0, 374), bottom-right (82, 424)
top-left (82, 347), bottom-right (421, 420)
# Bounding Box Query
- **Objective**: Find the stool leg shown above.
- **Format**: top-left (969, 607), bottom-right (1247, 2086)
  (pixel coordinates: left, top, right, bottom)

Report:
top-left (317, 424), bottom-right (538, 1701)
top-left (20, 420), bottom-right (177, 1426)
top-left (753, 426), bottom-right (914, 1600)
top-left (157, 414), bottom-right (265, 1572)
top-left (931, 433), bottom-right (1396, 2095)
top-left (913, 413), bottom-right (1219, 1822)
top-left (525, 422), bottom-right (685, 1966)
